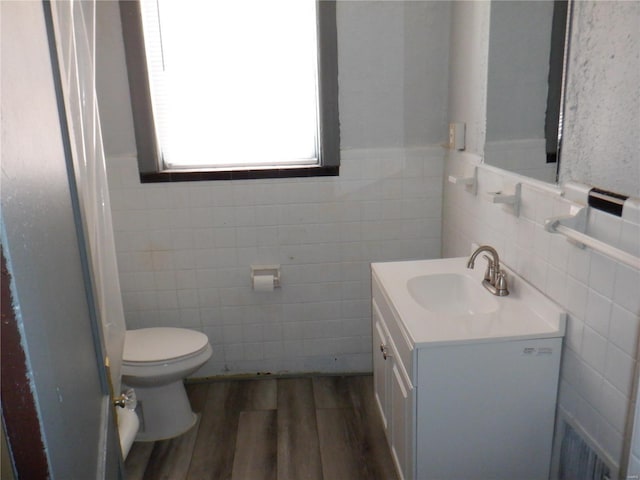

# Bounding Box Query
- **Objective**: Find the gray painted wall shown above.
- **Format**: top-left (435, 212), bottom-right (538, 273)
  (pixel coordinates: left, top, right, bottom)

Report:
top-left (96, 1), bottom-right (451, 156)
top-left (1, 2), bottom-right (120, 477)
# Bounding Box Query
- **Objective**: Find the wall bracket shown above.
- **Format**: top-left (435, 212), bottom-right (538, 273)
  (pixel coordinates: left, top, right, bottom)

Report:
top-left (447, 166), bottom-right (477, 195)
top-left (485, 182), bottom-right (521, 217)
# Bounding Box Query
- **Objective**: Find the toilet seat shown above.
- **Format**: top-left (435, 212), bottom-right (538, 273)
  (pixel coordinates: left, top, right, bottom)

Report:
top-left (123, 327), bottom-right (210, 365)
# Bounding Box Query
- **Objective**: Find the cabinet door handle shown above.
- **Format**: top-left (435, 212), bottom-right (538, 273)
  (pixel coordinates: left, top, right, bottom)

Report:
top-left (380, 344), bottom-right (392, 360)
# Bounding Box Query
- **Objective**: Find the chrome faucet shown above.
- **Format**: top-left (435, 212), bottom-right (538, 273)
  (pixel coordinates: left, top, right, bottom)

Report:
top-left (467, 245), bottom-right (509, 296)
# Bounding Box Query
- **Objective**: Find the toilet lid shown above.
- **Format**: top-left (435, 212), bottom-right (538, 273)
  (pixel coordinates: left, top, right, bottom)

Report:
top-left (123, 328), bottom-right (210, 363)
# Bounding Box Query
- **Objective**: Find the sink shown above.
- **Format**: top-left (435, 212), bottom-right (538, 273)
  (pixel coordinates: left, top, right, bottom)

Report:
top-left (407, 273), bottom-right (499, 315)
top-left (371, 257), bottom-right (566, 346)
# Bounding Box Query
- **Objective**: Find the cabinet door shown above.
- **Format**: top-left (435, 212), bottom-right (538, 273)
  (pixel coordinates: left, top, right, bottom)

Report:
top-left (391, 362), bottom-right (413, 480)
top-left (372, 303), bottom-right (389, 430)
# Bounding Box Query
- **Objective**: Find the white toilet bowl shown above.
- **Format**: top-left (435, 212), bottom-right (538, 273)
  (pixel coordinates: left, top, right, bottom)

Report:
top-left (121, 327), bottom-right (212, 442)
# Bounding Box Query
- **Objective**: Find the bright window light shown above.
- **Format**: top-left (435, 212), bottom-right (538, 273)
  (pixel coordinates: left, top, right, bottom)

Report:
top-left (139, 0), bottom-right (320, 169)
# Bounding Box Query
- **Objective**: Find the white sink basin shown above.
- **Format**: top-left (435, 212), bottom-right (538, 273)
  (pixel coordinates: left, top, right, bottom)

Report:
top-left (407, 273), bottom-right (499, 315)
top-left (372, 257), bottom-right (566, 346)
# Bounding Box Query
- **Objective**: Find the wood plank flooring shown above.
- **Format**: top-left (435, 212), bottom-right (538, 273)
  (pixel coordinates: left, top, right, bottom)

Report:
top-left (125, 375), bottom-right (398, 480)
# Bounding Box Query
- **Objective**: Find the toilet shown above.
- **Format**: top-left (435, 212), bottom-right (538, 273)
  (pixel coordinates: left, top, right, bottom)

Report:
top-left (121, 327), bottom-right (212, 442)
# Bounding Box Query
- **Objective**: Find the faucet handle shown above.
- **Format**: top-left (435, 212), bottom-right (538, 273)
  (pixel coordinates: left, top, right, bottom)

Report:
top-left (495, 271), bottom-right (509, 296)
top-left (482, 254), bottom-right (495, 283)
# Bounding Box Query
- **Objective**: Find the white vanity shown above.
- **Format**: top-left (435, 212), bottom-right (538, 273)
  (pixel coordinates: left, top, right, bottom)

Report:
top-left (371, 257), bottom-right (566, 480)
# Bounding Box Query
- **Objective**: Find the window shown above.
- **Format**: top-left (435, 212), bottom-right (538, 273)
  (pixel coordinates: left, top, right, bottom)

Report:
top-left (119, 0), bottom-right (339, 182)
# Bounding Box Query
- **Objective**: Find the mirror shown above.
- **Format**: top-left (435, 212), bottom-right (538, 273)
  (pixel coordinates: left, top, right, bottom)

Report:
top-left (484, 1), bottom-right (568, 184)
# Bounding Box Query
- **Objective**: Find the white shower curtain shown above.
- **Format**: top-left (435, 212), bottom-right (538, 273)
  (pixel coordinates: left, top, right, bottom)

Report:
top-left (50, 0), bottom-right (126, 394)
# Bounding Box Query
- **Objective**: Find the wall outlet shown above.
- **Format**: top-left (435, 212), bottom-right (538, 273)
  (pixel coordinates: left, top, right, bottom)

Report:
top-left (449, 122), bottom-right (466, 150)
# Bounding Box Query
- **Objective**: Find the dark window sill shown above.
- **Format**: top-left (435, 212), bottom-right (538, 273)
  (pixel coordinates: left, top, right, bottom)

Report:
top-left (140, 165), bottom-right (339, 183)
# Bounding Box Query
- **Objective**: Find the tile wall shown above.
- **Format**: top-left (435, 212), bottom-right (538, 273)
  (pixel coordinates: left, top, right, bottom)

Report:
top-left (629, 378), bottom-right (640, 477)
top-left (443, 153), bottom-right (640, 473)
top-left (106, 146), bottom-right (444, 376)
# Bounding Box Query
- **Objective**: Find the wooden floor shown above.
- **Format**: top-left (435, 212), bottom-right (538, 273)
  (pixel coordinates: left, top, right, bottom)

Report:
top-left (125, 375), bottom-right (399, 480)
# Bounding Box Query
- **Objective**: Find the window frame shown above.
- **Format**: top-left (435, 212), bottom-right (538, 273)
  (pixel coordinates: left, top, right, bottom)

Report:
top-left (119, 0), bottom-right (339, 183)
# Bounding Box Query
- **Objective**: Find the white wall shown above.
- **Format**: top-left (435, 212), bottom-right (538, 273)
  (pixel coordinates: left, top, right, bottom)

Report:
top-left (444, 0), bottom-right (640, 474)
top-left (446, 0), bottom-right (490, 156)
top-left (97, 1), bottom-right (451, 375)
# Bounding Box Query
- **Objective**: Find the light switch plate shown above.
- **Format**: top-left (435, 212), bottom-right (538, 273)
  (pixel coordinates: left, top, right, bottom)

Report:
top-left (449, 122), bottom-right (466, 150)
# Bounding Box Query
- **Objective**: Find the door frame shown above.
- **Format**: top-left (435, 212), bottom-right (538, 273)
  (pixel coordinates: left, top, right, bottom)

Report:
top-left (1, 250), bottom-right (50, 479)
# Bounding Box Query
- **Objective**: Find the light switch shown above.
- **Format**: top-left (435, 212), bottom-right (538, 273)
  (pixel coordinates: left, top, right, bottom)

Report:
top-left (449, 122), bottom-right (466, 151)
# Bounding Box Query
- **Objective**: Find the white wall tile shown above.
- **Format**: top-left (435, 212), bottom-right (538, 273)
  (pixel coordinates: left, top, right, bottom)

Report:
top-left (443, 156), bottom-right (640, 470)
top-left (240, 323), bottom-right (264, 343)
top-left (588, 252), bottom-right (617, 298)
top-left (566, 276), bottom-right (588, 320)
top-left (177, 290), bottom-right (199, 309)
top-left (614, 263), bottom-right (640, 315)
top-left (108, 147), bottom-right (444, 377)
top-left (597, 417), bottom-right (625, 469)
top-left (575, 396), bottom-right (602, 443)
top-left (557, 380), bottom-right (580, 420)
top-left (179, 309), bottom-right (201, 328)
top-left (545, 265), bottom-right (567, 307)
top-left (600, 380), bottom-right (629, 434)
top-left (585, 289), bottom-right (612, 337)
top-left (609, 305), bottom-right (640, 357)
top-left (621, 221), bottom-right (640, 258)
top-left (590, 209), bottom-right (623, 249)
top-left (560, 347), bottom-right (582, 387)
top-left (605, 344), bottom-right (635, 396)
top-left (153, 271), bottom-right (176, 290)
top-left (155, 291), bottom-right (178, 310)
top-left (578, 360), bottom-right (604, 406)
top-left (533, 225), bottom-right (551, 258)
top-left (223, 324), bottom-right (244, 344)
top-left (565, 315), bottom-right (584, 354)
top-left (224, 343), bottom-right (245, 362)
top-left (546, 235), bottom-right (571, 274)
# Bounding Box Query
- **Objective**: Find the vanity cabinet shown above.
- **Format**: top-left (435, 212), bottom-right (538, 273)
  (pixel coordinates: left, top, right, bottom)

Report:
top-left (371, 265), bottom-right (563, 480)
top-left (372, 301), bottom-right (414, 479)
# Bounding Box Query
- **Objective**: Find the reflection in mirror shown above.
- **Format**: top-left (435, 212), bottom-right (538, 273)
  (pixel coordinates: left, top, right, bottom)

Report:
top-left (484, 1), bottom-right (568, 184)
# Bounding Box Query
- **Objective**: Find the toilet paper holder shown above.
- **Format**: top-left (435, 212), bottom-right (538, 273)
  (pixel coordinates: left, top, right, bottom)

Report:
top-left (250, 264), bottom-right (281, 289)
